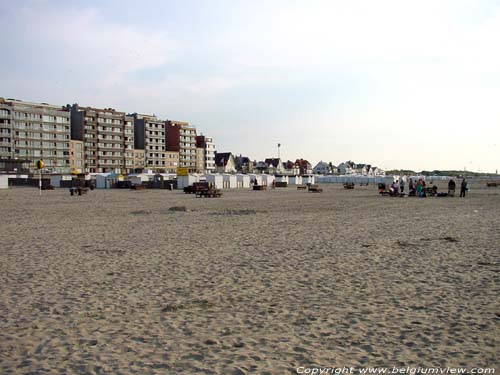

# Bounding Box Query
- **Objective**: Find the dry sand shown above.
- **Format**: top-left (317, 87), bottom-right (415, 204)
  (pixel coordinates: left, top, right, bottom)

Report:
top-left (0, 181), bottom-right (499, 374)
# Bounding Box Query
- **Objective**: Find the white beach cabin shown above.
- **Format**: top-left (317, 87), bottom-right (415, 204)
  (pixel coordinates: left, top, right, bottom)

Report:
top-left (0, 175), bottom-right (8, 189)
top-left (96, 173), bottom-right (122, 189)
top-left (288, 175), bottom-right (302, 185)
top-left (177, 174), bottom-right (200, 190)
top-left (301, 175), bottom-right (315, 185)
top-left (249, 174), bottom-right (263, 186)
top-left (236, 174), bottom-right (251, 188)
top-left (204, 174), bottom-right (224, 189)
top-left (222, 174), bottom-right (237, 189)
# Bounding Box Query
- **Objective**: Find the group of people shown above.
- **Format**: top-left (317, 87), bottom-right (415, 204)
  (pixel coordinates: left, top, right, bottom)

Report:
top-left (447, 178), bottom-right (468, 197)
top-left (390, 177), bottom-right (468, 197)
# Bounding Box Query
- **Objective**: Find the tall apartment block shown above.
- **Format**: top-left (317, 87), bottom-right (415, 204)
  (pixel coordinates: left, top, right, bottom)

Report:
top-left (69, 104), bottom-right (134, 174)
top-left (0, 98), bottom-right (71, 173)
top-left (131, 113), bottom-right (166, 172)
top-left (165, 120), bottom-right (197, 172)
top-left (196, 135), bottom-right (216, 173)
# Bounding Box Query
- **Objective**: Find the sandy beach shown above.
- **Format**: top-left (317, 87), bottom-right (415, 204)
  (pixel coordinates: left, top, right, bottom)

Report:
top-left (0, 181), bottom-right (498, 374)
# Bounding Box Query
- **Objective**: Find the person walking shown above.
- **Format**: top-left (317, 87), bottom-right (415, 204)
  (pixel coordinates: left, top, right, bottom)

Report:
top-left (399, 178), bottom-right (405, 193)
top-left (460, 178), bottom-right (467, 197)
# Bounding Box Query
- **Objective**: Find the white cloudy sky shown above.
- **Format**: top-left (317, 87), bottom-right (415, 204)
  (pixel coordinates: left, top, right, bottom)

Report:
top-left (1, 0), bottom-right (499, 172)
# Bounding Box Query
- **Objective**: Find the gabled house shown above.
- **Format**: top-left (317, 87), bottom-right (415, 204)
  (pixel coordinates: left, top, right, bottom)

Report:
top-left (352, 163), bottom-right (371, 175)
top-left (368, 166), bottom-right (384, 176)
top-left (329, 162), bottom-right (339, 175)
top-left (264, 158), bottom-right (284, 174)
top-left (313, 161), bottom-right (331, 175)
top-left (234, 155), bottom-right (254, 174)
top-left (295, 159), bottom-right (313, 175)
top-left (283, 160), bottom-right (300, 175)
top-left (214, 152), bottom-right (236, 173)
top-left (338, 161), bottom-right (355, 175)
top-left (255, 161), bottom-right (269, 174)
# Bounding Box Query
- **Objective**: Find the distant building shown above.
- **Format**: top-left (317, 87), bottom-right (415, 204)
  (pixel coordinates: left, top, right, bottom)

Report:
top-left (133, 149), bottom-right (145, 172)
top-left (264, 158), bottom-right (284, 174)
top-left (0, 98), bottom-right (72, 173)
top-left (164, 151), bottom-right (179, 173)
top-left (0, 157), bottom-right (31, 173)
top-left (69, 104), bottom-right (134, 174)
top-left (215, 152), bottom-right (236, 173)
top-left (131, 113), bottom-right (166, 172)
top-left (69, 140), bottom-right (84, 173)
top-left (196, 147), bottom-right (205, 173)
top-left (255, 161), bottom-right (268, 174)
top-left (196, 135), bottom-right (216, 173)
top-left (330, 163), bottom-right (339, 174)
top-left (313, 161), bottom-right (331, 175)
top-left (234, 155), bottom-right (254, 174)
top-left (166, 120), bottom-right (197, 172)
top-left (338, 161), bottom-right (354, 175)
top-left (337, 160), bottom-right (384, 175)
top-left (295, 159), bottom-right (312, 175)
top-left (283, 160), bottom-right (300, 175)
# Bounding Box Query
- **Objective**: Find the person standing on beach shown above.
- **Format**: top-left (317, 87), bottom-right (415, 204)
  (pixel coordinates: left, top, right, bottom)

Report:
top-left (448, 179), bottom-right (456, 196)
top-left (399, 178), bottom-right (405, 193)
top-left (460, 178), bottom-right (467, 197)
top-left (416, 179), bottom-right (423, 195)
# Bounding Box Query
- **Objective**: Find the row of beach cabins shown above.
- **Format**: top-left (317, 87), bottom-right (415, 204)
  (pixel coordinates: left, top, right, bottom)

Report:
top-left (0, 171), bottom-right (396, 190)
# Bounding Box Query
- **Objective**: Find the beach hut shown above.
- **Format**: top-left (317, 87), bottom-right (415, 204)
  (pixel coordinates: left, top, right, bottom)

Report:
top-left (249, 174), bottom-right (263, 186)
top-left (205, 174), bottom-right (224, 189)
top-left (0, 175), bottom-right (8, 189)
top-left (236, 174), bottom-right (251, 188)
top-left (177, 174), bottom-right (200, 190)
top-left (95, 173), bottom-right (109, 189)
top-left (302, 175), bottom-right (315, 185)
top-left (49, 174), bottom-right (73, 188)
top-left (274, 175), bottom-right (288, 184)
top-left (261, 174), bottom-right (275, 187)
top-left (95, 173), bottom-right (122, 189)
top-left (288, 175), bottom-right (302, 185)
top-left (126, 173), bottom-right (145, 186)
top-left (222, 174), bottom-right (237, 189)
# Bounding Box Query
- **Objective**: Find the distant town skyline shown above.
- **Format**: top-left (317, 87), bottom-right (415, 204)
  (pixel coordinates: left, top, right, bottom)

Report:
top-left (1, 0), bottom-right (499, 172)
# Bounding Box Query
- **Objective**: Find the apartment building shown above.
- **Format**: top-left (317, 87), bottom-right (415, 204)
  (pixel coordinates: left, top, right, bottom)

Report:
top-left (131, 113), bottom-right (166, 172)
top-left (69, 140), bottom-right (84, 173)
top-left (195, 135), bottom-right (216, 173)
top-left (165, 120), bottom-right (197, 172)
top-left (195, 147), bottom-right (205, 173)
top-left (69, 104), bottom-right (134, 174)
top-left (133, 149), bottom-right (145, 171)
top-left (0, 98), bottom-right (71, 173)
top-left (165, 151), bottom-right (179, 173)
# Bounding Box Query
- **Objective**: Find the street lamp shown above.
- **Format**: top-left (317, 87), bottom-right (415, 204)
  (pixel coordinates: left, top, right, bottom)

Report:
top-left (277, 143), bottom-right (281, 160)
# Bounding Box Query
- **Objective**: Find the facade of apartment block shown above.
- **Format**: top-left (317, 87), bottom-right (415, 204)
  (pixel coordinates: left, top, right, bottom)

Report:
top-left (70, 104), bottom-right (134, 174)
top-left (165, 151), bottom-right (179, 173)
top-left (132, 114), bottom-right (166, 172)
top-left (195, 147), bottom-right (205, 173)
top-left (166, 120), bottom-right (197, 172)
top-left (195, 135), bottom-right (216, 173)
top-left (133, 149), bottom-right (145, 171)
top-left (0, 98), bottom-right (71, 173)
top-left (69, 140), bottom-right (84, 173)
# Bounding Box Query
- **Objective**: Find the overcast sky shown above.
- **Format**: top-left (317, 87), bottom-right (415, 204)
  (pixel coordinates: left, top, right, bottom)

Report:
top-left (1, 0), bottom-right (499, 172)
